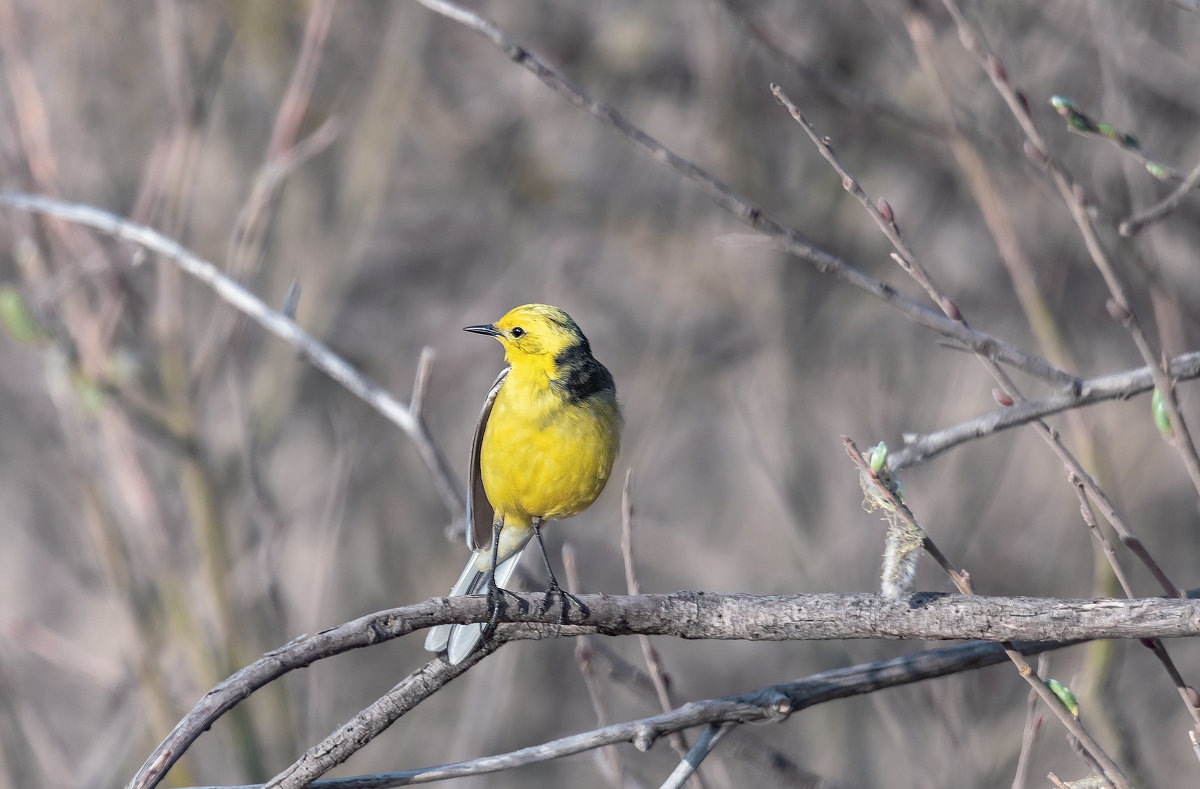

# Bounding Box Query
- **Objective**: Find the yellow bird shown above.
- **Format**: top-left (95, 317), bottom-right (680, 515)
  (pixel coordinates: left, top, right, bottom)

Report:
top-left (425, 304), bottom-right (623, 663)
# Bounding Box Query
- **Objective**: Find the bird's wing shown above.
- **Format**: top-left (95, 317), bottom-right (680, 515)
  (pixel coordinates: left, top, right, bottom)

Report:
top-left (466, 367), bottom-right (508, 551)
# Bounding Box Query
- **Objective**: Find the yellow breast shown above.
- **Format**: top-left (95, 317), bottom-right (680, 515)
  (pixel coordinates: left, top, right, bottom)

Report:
top-left (480, 367), bottom-right (621, 528)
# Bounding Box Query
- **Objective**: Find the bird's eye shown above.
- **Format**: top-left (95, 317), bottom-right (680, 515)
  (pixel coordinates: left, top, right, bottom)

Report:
top-left (510, 327), bottom-right (525, 338)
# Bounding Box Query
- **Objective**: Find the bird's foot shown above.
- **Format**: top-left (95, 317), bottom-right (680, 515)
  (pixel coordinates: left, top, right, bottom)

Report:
top-left (540, 579), bottom-right (589, 633)
top-left (482, 576), bottom-right (527, 642)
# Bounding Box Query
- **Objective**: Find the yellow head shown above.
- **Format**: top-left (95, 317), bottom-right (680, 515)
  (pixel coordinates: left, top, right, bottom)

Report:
top-left (464, 303), bottom-right (593, 369)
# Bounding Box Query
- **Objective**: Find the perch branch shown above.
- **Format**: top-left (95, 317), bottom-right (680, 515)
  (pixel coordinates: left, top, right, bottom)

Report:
top-left (174, 636), bottom-right (1088, 789)
top-left (127, 591), bottom-right (1200, 789)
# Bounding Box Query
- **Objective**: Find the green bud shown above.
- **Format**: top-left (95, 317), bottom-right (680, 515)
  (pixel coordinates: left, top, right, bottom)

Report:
top-left (0, 285), bottom-right (40, 344)
top-left (72, 373), bottom-right (105, 415)
top-left (1097, 123), bottom-right (1116, 140)
top-left (1046, 678), bottom-right (1079, 717)
top-left (1146, 161), bottom-right (1169, 180)
top-left (1050, 95), bottom-right (1072, 113)
top-left (1152, 387), bottom-right (1171, 436)
top-left (869, 442), bottom-right (888, 472)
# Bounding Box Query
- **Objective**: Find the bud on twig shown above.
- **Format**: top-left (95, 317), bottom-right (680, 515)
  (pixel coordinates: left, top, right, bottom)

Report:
top-left (1023, 141), bottom-right (1049, 168)
top-left (1015, 90), bottom-right (1030, 117)
top-left (1106, 298), bottom-right (1131, 323)
top-left (988, 55), bottom-right (1008, 85)
top-left (1072, 183), bottom-right (1088, 207)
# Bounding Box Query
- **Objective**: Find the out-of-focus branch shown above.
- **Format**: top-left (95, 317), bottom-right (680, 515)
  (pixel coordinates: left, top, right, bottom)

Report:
top-left (194, 0), bottom-right (339, 380)
top-left (408, 0), bottom-right (1076, 389)
top-left (889, 351), bottom-right (1200, 471)
top-left (1120, 159), bottom-right (1200, 236)
top-left (716, 0), bottom-right (947, 139)
top-left (563, 546), bottom-right (634, 789)
top-left (770, 82), bottom-right (1184, 610)
top-left (939, 0), bottom-right (1200, 502)
top-left (622, 470), bottom-right (697, 775)
top-left (0, 192), bottom-right (466, 520)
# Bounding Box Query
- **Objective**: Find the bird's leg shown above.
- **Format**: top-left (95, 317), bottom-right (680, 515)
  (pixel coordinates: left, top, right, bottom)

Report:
top-left (532, 517), bottom-right (589, 628)
top-left (482, 517), bottom-right (508, 641)
top-left (482, 517), bottom-right (525, 642)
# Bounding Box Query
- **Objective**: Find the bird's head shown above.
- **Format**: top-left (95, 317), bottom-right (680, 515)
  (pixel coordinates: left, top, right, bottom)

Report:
top-left (464, 303), bottom-right (591, 367)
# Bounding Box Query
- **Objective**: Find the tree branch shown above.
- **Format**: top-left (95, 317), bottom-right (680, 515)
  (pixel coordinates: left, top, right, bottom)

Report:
top-left (0, 191), bottom-right (466, 522)
top-left (407, 0), bottom-right (1076, 389)
top-left (890, 350), bottom-right (1200, 471)
top-left (127, 591), bottom-right (1200, 789)
top-left (939, 0), bottom-right (1200, 502)
top-left (1120, 157), bottom-right (1200, 236)
top-left (174, 636), bottom-right (1081, 789)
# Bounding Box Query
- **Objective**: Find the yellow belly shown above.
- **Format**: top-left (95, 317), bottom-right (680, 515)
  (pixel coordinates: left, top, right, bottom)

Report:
top-left (480, 375), bottom-right (621, 532)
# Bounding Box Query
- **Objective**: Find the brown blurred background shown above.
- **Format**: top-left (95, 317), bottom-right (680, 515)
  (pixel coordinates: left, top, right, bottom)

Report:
top-left (2, 1), bottom-right (1200, 787)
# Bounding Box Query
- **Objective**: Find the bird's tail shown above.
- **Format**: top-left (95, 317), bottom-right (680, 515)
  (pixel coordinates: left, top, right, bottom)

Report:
top-left (424, 545), bottom-right (528, 663)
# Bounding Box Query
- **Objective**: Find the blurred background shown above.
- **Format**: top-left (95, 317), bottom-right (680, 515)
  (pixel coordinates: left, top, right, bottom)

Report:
top-left (2, 1), bottom-right (1200, 787)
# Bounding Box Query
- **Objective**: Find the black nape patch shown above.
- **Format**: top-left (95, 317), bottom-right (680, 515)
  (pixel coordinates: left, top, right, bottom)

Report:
top-left (554, 343), bottom-right (615, 403)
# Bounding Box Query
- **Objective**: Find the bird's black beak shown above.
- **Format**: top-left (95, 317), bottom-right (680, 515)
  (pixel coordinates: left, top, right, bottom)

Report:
top-left (463, 323), bottom-right (501, 337)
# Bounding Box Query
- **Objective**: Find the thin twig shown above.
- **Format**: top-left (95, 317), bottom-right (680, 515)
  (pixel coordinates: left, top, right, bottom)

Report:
top-left (843, 438), bottom-right (970, 592)
top-left (770, 85), bottom-right (960, 323)
top-left (577, 638), bottom-right (819, 787)
top-left (1120, 159), bottom-right (1200, 236)
top-left (939, 0), bottom-right (1200, 505)
top-left (1069, 474), bottom-right (1135, 598)
top-left (409, 346), bottom-right (435, 421)
top-left (622, 470), bottom-right (697, 776)
top-left (264, 645), bottom-right (500, 789)
top-left (0, 192), bottom-right (466, 520)
top-left (772, 86), bottom-right (1185, 748)
top-left (717, 0), bottom-right (947, 138)
top-left (1050, 95), bottom-right (1186, 182)
top-left (931, 0), bottom-right (1189, 604)
top-left (659, 724), bottom-right (734, 789)
top-left (1010, 654), bottom-right (1047, 789)
top-left (889, 351), bottom-right (1200, 471)
top-left (774, 79), bottom-right (1184, 634)
top-left (408, 0), bottom-right (1074, 388)
top-left (195, 0), bottom-right (339, 378)
top-left (844, 437), bottom-right (1133, 789)
top-left (564, 545), bottom-right (632, 789)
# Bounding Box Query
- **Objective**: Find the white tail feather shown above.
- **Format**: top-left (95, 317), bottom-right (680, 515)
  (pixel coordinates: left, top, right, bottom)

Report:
top-left (424, 546), bottom-right (528, 662)
top-left (424, 556), bottom-right (484, 652)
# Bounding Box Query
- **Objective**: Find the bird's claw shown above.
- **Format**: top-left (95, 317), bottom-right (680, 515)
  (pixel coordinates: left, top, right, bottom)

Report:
top-left (482, 575), bottom-right (526, 642)
top-left (540, 580), bottom-right (588, 633)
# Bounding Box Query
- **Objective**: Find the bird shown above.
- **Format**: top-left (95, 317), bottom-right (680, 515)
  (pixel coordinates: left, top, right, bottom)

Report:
top-left (424, 304), bottom-right (623, 664)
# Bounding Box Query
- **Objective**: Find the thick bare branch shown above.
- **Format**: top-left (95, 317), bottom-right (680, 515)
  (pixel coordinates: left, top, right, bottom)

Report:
top-left (177, 636), bottom-right (1080, 789)
top-left (127, 591), bottom-right (1200, 789)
